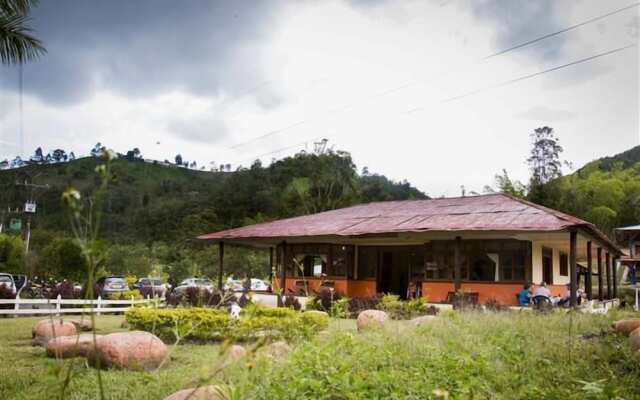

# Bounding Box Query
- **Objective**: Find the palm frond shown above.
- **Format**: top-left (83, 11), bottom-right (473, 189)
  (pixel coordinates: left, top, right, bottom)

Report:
top-left (0, 0), bottom-right (38, 16)
top-left (0, 12), bottom-right (46, 64)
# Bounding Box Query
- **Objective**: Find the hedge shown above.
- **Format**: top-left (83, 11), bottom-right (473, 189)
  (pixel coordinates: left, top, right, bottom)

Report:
top-left (125, 306), bottom-right (329, 343)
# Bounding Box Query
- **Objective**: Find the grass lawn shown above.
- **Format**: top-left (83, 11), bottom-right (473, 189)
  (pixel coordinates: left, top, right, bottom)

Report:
top-left (1, 310), bottom-right (639, 399)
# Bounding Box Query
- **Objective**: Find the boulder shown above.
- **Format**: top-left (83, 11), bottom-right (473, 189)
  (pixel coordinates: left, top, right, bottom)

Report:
top-left (411, 315), bottom-right (437, 327)
top-left (163, 385), bottom-right (230, 400)
top-left (612, 319), bottom-right (640, 336)
top-left (356, 310), bottom-right (388, 331)
top-left (32, 319), bottom-right (77, 346)
top-left (46, 334), bottom-right (101, 358)
top-left (68, 319), bottom-right (93, 332)
top-left (89, 331), bottom-right (168, 370)
top-left (260, 340), bottom-right (291, 359)
top-left (630, 328), bottom-right (640, 352)
top-left (227, 344), bottom-right (247, 363)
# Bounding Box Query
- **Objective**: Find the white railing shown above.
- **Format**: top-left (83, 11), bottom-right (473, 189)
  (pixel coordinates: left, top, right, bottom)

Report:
top-left (0, 295), bottom-right (164, 316)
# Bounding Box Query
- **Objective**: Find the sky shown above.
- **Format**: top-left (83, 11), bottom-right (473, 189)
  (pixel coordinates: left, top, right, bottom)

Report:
top-left (0, 0), bottom-right (638, 196)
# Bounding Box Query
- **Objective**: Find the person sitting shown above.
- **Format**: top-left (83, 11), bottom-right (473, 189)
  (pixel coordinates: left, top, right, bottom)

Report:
top-left (518, 283), bottom-right (533, 306)
top-left (557, 283), bottom-right (584, 307)
top-left (533, 281), bottom-right (551, 299)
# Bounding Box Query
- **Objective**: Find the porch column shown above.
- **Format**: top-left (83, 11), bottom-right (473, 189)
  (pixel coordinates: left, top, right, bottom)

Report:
top-left (586, 241), bottom-right (593, 300)
top-left (597, 247), bottom-right (603, 301)
top-left (280, 241), bottom-right (287, 297)
top-left (606, 252), bottom-right (612, 299)
top-left (612, 256), bottom-right (618, 299)
top-left (454, 236), bottom-right (462, 291)
top-left (269, 247), bottom-right (274, 287)
top-left (569, 229), bottom-right (578, 307)
top-left (218, 241), bottom-right (225, 290)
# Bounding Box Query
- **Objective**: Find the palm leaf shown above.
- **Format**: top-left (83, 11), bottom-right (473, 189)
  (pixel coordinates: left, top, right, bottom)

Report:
top-left (0, 0), bottom-right (38, 16)
top-left (0, 12), bottom-right (45, 64)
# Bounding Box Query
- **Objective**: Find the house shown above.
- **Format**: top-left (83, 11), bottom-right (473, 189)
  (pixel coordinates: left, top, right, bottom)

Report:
top-left (198, 193), bottom-right (622, 306)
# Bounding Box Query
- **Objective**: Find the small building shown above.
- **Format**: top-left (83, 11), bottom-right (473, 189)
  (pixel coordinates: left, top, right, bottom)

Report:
top-left (198, 193), bottom-right (622, 306)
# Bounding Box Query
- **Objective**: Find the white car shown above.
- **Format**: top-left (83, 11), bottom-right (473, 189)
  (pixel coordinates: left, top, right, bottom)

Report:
top-left (173, 278), bottom-right (214, 295)
top-left (0, 273), bottom-right (27, 297)
top-left (250, 279), bottom-right (270, 292)
top-left (225, 278), bottom-right (269, 292)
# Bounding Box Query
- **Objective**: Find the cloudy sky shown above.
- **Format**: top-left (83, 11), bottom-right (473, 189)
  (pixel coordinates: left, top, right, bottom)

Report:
top-left (0, 0), bottom-right (638, 196)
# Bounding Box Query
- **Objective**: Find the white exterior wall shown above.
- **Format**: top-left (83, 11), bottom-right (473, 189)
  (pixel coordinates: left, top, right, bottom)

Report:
top-left (531, 240), bottom-right (570, 285)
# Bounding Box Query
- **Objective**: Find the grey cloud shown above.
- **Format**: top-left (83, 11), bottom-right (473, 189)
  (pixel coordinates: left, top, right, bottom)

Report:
top-left (515, 105), bottom-right (577, 122)
top-left (168, 115), bottom-right (228, 144)
top-left (0, 1), bottom-right (284, 107)
top-left (469, 0), bottom-right (566, 61)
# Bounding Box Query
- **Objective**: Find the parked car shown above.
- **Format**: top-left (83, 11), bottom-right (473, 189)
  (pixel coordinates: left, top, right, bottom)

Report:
top-left (250, 279), bottom-right (269, 292)
top-left (173, 277), bottom-right (214, 295)
top-left (133, 277), bottom-right (167, 297)
top-left (0, 273), bottom-right (27, 297)
top-left (95, 276), bottom-right (129, 299)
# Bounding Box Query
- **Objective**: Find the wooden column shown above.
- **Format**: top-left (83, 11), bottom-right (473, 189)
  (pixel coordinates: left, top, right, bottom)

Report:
top-left (454, 236), bottom-right (462, 291)
top-left (597, 247), bottom-right (603, 301)
top-left (612, 256), bottom-right (618, 299)
top-left (586, 241), bottom-right (593, 301)
top-left (269, 247), bottom-right (274, 287)
top-left (218, 241), bottom-right (225, 290)
top-left (569, 229), bottom-right (578, 307)
top-left (280, 241), bottom-right (287, 295)
top-left (605, 252), bottom-right (612, 299)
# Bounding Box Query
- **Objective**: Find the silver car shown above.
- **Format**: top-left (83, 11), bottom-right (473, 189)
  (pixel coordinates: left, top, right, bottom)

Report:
top-left (173, 278), bottom-right (214, 295)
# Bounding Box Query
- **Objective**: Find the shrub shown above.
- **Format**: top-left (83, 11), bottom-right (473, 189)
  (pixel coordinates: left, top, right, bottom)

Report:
top-left (300, 310), bottom-right (330, 330)
top-left (378, 295), bottom-right (434, 319)
top-left (347, 296), bottom-right (380, 318)
top-left (484, 298), bottom-right (509, 312)
top-left (307, 287), bottom-right (342, 313)
top-left (116, 289), bottom-right (143, 300)
top-left (126, 304), bottom-right (325, 343)
top-left (50, 281), bottom-right (81, 299)
top-left (0, 284), bottom-right (15, 310)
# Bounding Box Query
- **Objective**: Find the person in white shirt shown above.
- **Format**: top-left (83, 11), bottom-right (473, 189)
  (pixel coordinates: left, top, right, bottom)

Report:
top-left (533, 281), bottom-right (551, 299)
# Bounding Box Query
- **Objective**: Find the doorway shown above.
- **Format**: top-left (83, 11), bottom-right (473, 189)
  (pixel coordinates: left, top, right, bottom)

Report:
top-left (542, 247), bottom-right (553, 284)
top-left (377, 250), bottom-right (410, 299)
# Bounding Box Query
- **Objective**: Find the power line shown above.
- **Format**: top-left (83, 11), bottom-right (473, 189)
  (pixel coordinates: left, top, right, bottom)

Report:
top-left (227, 2), bottom-right (639, 151)
top-left (404, 44), bottom-right (635, 113)
top-left (483, 2), bottom-right (640, 59)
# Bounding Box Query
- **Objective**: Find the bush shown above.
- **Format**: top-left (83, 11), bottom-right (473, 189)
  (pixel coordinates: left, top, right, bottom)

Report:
top-left (300, 310), bottom-right (330, 330)
top-left (50, 281), bottom-right (82, 299)
top-left (0, 284), bottom-right (15, 310)
top-left (169, 287), bottom-right (235, 308)
top-left (116, 289), bottom-right (143, 300)
top-left (126, 304), bottom-right (325, 343)
top-left (307, 287), bottom-right (342, 313)
top-left (283, 294), bottom-right (301, 311)
top-left (378, 295), bottom-right (434, 319)
top-left (347, 296), bottom-right (380, 318)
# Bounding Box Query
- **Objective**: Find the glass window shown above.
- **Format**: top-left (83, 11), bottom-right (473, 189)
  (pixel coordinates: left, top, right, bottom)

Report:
top-left (330, 245), bottom-right (349, 277)
top-left (559, 253), bottom-right (568, 276)
top-left (468, 252), bottom-right (496, 281)
top-left (357, 247), bottom-right (377, 279)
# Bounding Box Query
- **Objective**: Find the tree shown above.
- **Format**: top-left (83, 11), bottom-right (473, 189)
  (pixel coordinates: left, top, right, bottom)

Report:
top-left (51, 148), bottom-right (66, 162)
top-left (0, 233), bottom-right (24, 273)
top-left (68, 151), bottom-right (76, 161)
top-left (527, 126), bottom-right (564, 204)
top-left (90, 142), bottom-right (105, 157)
top-left (175, 154), bottom-right (182, 166)
top-left (125, 147), bottom-right (141, 161)
top-left (32, 146), bottom-right (43, 162)
top-left (0, 0), bottom-right (46, 65)
top-left (493, 169), bottom-right (527, 198)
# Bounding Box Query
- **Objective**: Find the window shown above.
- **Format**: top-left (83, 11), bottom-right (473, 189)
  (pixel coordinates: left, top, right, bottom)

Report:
top-left (560, 253), bottom-right (568, 276)
top-left (425, 242), bottom-right (454, 280)
top-left (357, 247), bottom-right (378, 279)
top-left (500, 252), bottom-right (526, 281)
top-left (290, 244), bottom-right (353, 278)
top-left (298, 255), bottom-right (327, 277)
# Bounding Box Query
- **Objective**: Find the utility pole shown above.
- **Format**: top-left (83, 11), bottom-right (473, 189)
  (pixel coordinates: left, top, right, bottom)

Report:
top-left (15, 179), bottom-right (49, 253)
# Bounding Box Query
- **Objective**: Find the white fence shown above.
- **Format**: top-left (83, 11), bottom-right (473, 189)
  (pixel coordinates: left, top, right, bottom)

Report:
top-left (0, 295), bottom-right (164, 316)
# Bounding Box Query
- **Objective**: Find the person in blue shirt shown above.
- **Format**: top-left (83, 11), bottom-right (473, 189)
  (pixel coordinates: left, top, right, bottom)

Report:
top-left (518, 283), bottom-right (533, 306)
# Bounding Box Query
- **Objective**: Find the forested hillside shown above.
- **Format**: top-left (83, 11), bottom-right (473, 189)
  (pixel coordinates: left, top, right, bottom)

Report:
top-left (538, 145), bottom-right (640, 236)
top-left (0, 150), bottom-right (425, 280)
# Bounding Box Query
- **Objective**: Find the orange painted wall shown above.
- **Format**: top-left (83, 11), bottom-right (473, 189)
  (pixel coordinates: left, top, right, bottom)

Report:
top-left (283, 278), bottom-right (348, 296)
top-left (347, 280), bottom-right (377, 298)
top-left (422, 282), bottom-right (526, 305)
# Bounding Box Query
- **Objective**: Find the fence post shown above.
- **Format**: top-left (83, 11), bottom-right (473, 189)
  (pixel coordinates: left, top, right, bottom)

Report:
top-left (13, 294), bottom-right (19, 318)
top-left (56, 294), bottom-right (62, 316)
top-left (97, 295), bottom-right (102, 316)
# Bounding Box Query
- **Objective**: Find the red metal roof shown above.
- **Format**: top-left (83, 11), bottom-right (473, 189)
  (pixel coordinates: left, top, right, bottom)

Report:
top-left (197, 193), bottom-right (620, 253)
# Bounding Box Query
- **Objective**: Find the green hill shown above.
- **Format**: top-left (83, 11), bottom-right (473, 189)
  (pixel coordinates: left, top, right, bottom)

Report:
top-left (540, 145), bottom-right (640, 236)
top-left (0, 150), bottom-right (426, 280)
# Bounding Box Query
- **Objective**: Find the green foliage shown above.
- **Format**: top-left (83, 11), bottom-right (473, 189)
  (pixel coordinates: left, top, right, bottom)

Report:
top-left (39, 238), bottom-right (88, 282)
top-left (377, 294), bottom-right (428, 319)
top-left (115, 289), bottom-right (142, 300)
top-left (0, 233), bottom-right (24, 273)
top-left (126, 305), bottom-right (326, 343)
top-left (0, 151), bottom-right (425, 281)
top-left (299, 310), bottom-right (330, 330)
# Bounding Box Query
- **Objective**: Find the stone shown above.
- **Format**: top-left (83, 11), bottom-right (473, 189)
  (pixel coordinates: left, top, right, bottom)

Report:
top-left (260, 340), bottom-right (291, 359)
top-left (163, 385), bottom-right (230, 400)
top-left (68, 319), bottom-right (93, 332)
top-left (46, 334), bottom-right (102, 358)
top-left (612, 319), bottom-right (640, 336)
top-left (411, 315), bottom-right (437, 327)
top-left (32, 319), bottom-right (77, 346)
top-left (227, 344), bottom-right (247, 362)
top-left (89, 331), bottom-right (168, 370)
top-left (356, 310), bottom-right (388, 331)
top-left (630, 328), bottom-right (640, 352)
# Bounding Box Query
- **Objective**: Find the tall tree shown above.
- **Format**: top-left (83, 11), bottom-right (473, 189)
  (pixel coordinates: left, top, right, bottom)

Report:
top-left (0, 0), bottom-right (46, 65)
top-left (527, 126), bottom-right (564, 204)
